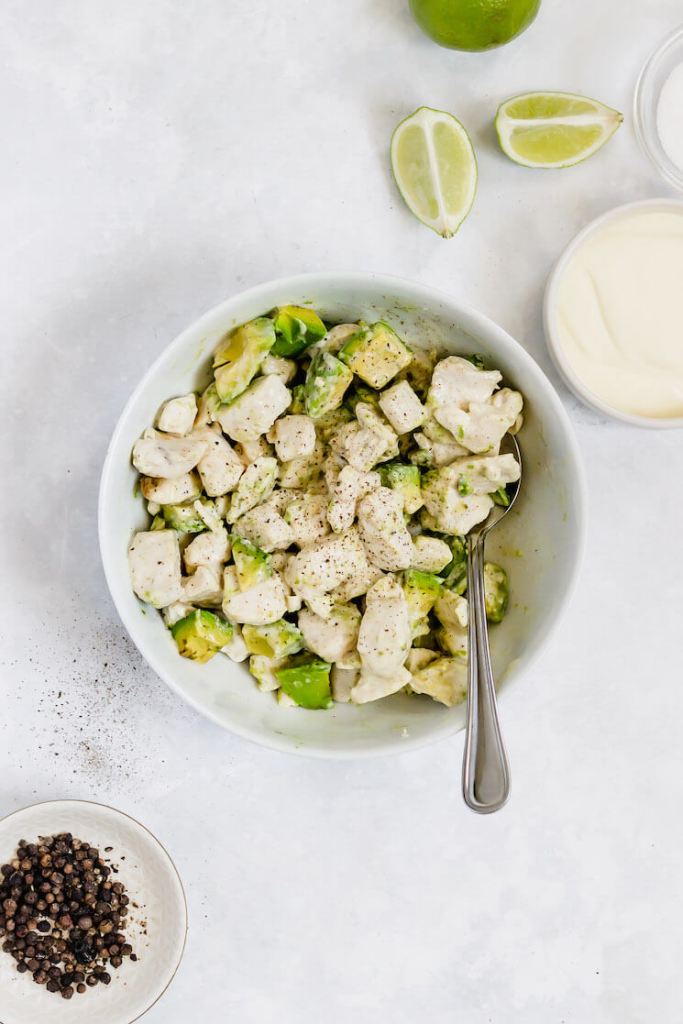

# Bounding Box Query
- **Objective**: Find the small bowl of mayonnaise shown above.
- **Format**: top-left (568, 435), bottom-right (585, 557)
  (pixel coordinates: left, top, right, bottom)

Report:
top-left (544, 198), bottom-right (683, 428)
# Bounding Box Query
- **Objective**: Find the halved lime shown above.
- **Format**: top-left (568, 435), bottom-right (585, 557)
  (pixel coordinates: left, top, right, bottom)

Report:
top-left (391, 106), bottom-right (477, 238)
top-left (495, 91), bottom-right (623, 169)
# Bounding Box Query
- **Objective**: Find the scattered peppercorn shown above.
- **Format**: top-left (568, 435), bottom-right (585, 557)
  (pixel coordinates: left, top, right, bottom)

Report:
top-left (0, 834), bottom-right (137, 997)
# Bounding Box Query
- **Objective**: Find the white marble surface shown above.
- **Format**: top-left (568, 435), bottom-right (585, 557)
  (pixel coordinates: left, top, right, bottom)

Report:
top-left (2, 2), bottom-right (682, 1020)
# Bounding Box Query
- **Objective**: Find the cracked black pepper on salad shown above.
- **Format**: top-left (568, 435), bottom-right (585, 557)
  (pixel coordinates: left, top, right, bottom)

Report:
top-left (128, 307), bottom-right (522, 709)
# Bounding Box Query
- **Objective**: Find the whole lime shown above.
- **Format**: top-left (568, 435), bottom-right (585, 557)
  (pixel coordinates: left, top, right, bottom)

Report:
top-left (409, 0), bottom-right (541, 51)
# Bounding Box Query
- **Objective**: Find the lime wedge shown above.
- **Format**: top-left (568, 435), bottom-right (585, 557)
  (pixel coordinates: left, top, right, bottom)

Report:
top-left (391, 106), bottom-right (477, 238)
top-left (495, 92), bottom-right (622, 169)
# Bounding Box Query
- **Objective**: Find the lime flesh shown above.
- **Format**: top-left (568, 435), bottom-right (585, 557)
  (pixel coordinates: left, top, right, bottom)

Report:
top-left (409, 0), bottom-right (541, 51)
top-left (496, 91), bottom-right (623, 168)
top-left (391, 107), bottom-right (477, 238)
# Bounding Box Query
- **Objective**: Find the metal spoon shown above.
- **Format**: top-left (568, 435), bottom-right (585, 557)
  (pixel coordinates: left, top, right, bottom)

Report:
top-left (462, 433), bottom-right (522, 815)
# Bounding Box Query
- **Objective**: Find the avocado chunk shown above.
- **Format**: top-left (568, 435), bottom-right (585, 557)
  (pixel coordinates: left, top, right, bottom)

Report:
top-left (171, 609), bottom-right (233, 663)
top-left (275, 656), bottom-right (333, 710)
top-left (149, 514), bottom-right (166, 531)
top-left (484, 563), bottom-right (509, 623)
top-left (231, 535), bottom-right (272, 591)
top-left (213, 317), bottom-right (275, 403)
top-left (304, 350), bottom-right (354, 419)
top-left (162, 499), bottom-right (213, 533)
top-left (338, 322), bottom-right (412, 389)
top-left (440, 536), bottom-right (467, 595)
top-left (378, 461), bottom-right (423, 515)
top-left (289, 383), bottom-right (306, 414)
top-left (403, 569), bottom-right (442, 636)
top-left (272, 306), bottom-right (327, 357)
top-left (242, 620), bottom-right (304, 659)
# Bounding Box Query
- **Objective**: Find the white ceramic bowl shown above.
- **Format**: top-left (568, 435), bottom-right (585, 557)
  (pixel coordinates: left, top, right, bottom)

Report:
top-left (0, 800), bottom-right (187, 1024)
top-left (544, 198), bottom-right (683, 428)
top-left (99, 272), bottom-right (586, 759)
top-left (634, 24), bottom-right (683, 193)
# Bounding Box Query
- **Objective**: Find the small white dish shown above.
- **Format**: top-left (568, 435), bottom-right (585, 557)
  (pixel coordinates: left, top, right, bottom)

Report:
top-left (0, 800), bottom-right (187, 1024)
top-left (99, 271), bottom-right (586, 759)
top-left (544, 198), bottom-right (683, 428)
top-left (634, 25), bottom-right (683, 193)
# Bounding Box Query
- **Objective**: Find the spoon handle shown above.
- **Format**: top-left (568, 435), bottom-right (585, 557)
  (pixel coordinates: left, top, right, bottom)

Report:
top-left (462, 533), bottom-right (511, 814)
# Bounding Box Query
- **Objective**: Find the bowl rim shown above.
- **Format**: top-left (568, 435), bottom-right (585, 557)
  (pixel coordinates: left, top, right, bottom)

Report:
top-left (99, 270), bottom-right (588, 759)
top-left (544, 197), bottom-right (683, 429)
top-left (633, 23), bottom-right (683, 193)
top-left (0, 798), bottom-right (187, 1024)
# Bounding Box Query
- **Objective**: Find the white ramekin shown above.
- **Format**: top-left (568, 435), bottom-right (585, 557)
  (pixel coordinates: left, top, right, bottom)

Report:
top-left (544, 198), bottom-right (683, 429)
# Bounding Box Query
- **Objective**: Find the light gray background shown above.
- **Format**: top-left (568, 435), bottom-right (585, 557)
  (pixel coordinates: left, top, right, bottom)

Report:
top-left (2, 2), bottom-right (681, 1021)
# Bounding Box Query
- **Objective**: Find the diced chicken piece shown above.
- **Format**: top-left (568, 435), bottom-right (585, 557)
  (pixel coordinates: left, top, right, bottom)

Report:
top-left (410, 657), bottom-right (467, 707)
top-left (405, 648), bottom-right (439, 674)
top-left (128, 530), bottom-right (182, 608)
top-left (222, 564), bottom-right (239, 601)
top-left (421, 493), bottom-right (494, 536)
top-left (261, 354), bottom-right (296, 383)
top-left (249, 655), bottom-right (286, 692)
top-left (194, 498), bottom-right (225, 533)
top-left (181, 565), bottom-right (223, 605)
top-left (141, 472), bottom-right (201, 506)
top-left (223, 574), bottom-right (288, 626)
top-left (355, 403), bottom-right (400, 456)
top-left (337, 650), bottom-right (361, 670)
top-left (412, 432), bottom-right (468, 468)
top-left (227, 457), bottom-right (278, 523)
top-left (318, 323), bottom-right (360, 353)
top-left (270, 551), bottom-right (289, 573)
top-left (214, 375), bottom-right (291, 442)
top-left (435, 389), bottom-right (524, 455)
top-left (279, 439), bottom-right (325, 489)
top-left (356, 487), bottom-right (413, 571)
top-left (284, 493), bottom-right (331, 546)
top-left (434, 591), bottom-right (468, 658)
top-left (410, 535), bottom-right (452, 572)
top-left (285, 593), bottom-right (303, 613)
top-left (352, 576), bottom-right (411, 703)
top-left (284, 530), bottom-right (367, 595)
top-left (222, 624), bottom-right (249, 663)
top-left (331, 665), bottom-right (359, 703)
top-left (156, 394), bottom-right (198, 436)
top-left (195, 427), bottom-right (244, 497)
top-left (422, 463), bottom-right (501, 534)
top-left (329, 403), bottom-right (398, 473)
top-left (444, 453), bottom-right (520, 496)
top-left (268, 415), bottom-right (316, 462)
top-left (265, 490), bottom-right (293, 514)
top-left (331, 561), bottom-right (384, 603)
top-left (183, 528), bottom-right (230, 572)
top-left (233, 500), bottom-right (294, 552)
top-left (298, 604), bottom-right (361, 664)
top-left (327, 466), bottom-right (380, 533)
top-left (235, 437), bottom-right (274, 466)
top-left (427, 356), bottom-right (501, 409)
top-left (330, 421), bottom-right (386, 474)
top-left (378, 381), bottom-right (425, 434)
top-left (298, 589), bottom-right (335, 620)
top-left (132, 433), bottom-right (207, 478)
top-left (162, 601), bottom-right (194, 627)
top-left (194, 384), bottom-right (221, 430)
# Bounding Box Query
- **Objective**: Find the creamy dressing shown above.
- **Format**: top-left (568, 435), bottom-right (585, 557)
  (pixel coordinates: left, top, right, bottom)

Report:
top-left (555, 208), bottom-right (683, 418)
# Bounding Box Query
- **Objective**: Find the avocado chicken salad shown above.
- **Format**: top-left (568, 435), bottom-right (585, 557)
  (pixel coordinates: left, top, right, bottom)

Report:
top-left (128, 307), bottom-right (523, 710)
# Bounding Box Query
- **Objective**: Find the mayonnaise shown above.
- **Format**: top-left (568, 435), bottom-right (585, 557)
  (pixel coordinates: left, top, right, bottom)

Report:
top-left (554, 206), bottom-right (683, 419)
